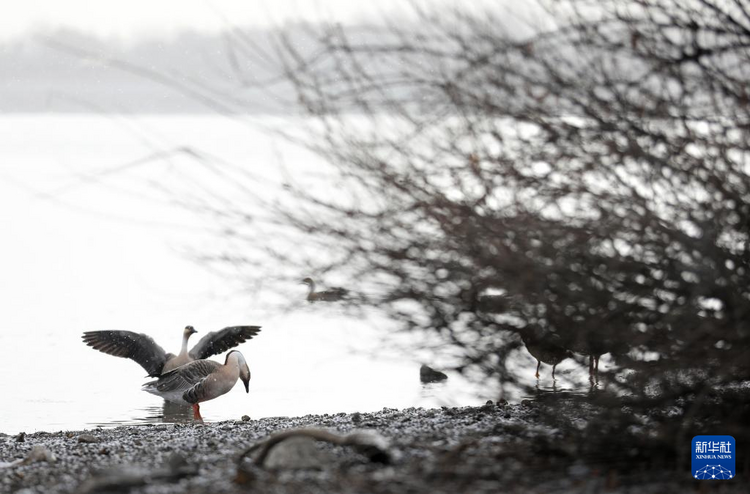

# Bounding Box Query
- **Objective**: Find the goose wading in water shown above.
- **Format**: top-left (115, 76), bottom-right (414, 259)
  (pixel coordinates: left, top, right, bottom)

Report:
top-left (301, 277), bottom-right (348, 302)
top-left (143, 350), bottom-right (251, 419)
top-left (565, 324), bottom-right (630, 383)
top-left (82, 325), bottom-right (261, 377)
top-left (519, 327), bottom-right (573, 380)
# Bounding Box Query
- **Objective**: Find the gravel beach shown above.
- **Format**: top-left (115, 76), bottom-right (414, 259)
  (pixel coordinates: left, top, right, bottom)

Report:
top-left (1, 400), bottom-right (744, 494)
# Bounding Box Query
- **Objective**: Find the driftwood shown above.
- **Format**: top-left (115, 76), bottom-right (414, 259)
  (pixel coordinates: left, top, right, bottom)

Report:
top-left (237, 428), bottom-right (391, 468)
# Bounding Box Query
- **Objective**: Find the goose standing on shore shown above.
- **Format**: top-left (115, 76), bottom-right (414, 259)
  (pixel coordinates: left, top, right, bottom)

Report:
top-left (143, 350), bottom-right (251, 419)
top-left (82, 325), bottom-right (261, 377)
top-left (301, 277), bottom-right (348, 302)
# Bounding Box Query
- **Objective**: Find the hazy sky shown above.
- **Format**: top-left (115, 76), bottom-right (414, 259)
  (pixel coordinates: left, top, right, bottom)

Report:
top-left (0, 0), bottom-right (414, 40)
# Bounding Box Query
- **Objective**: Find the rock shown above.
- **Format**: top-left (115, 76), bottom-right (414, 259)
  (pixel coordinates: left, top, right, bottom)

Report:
top-left (241, 415), bottom-right (251, 422)
top-left (568, 462), bottom-right (590, 479)
top-left (13, 432), bottom-right (25, 443)
top-left (77, 453), bottom-right (196, 494)
top-left (26, 445), bottom-right (56, 464)
top-left (345, 430), bottom-right (391, 464)
top-left (0, 445), bottom-right (58, 467)
top-left (78, 434), bottom-right (100, 444)
top-left (264, 437), bottom-right (330, 470)
top-left (351, 412), bottom-right (362, 424)
top-left (240, 428), bottom-right (392, 473)
top-left (420, 365), bottom-right (448, 383)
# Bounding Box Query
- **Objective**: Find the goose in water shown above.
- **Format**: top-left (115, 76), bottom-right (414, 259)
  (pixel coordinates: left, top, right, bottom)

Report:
top-left (82, 325), bottom-right (261, 377)
top-left (565, 325), bottom-right (630, 382)
top-left (519, 327), bottom-right (573, 380)
top-left (143, 350), bottom-right (251, 419)
top-left (301, 277), bottom-right (348, 302)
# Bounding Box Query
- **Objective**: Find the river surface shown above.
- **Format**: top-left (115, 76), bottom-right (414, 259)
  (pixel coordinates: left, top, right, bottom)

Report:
top-left (0, 114), bottom-right (520, 433)
top-left (0, 114), bottom-right (604, 433)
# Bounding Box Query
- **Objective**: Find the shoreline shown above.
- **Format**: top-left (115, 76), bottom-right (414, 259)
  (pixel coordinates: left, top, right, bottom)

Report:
top-left (1, 402), bottom-right (743, 493)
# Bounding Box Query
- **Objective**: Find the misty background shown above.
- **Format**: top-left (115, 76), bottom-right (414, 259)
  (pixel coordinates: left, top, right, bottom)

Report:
top-left (0, 3), bottom-right (520, 433)
top-left (1, 29), bottom-right (284, 113)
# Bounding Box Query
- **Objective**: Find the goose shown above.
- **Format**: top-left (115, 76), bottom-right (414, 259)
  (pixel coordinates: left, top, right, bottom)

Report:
top-left (519, 327), bottom-right (573, 380)
top-left (82, 325), bottom-right (261, 377)
top-left (301, 277), bottom-right (348, 302)
top-left (565, 326), bottom-right (630, 382)
top-left (143, 350), bottom-right (251, 419)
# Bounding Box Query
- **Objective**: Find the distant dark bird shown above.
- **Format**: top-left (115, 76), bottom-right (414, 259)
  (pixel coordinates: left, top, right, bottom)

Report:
top-left (301, 277), bottom-right (348, 302)
top-left (565, 327), bottom-right (630, 381)
top-left (143, 350), bottom-right (251, 420)
top-left (420, 364), bottom-right (448, 383)
top-left (567, 336), bottom-right (603, 380)
top-left (519, 327), bottom-right (573, 380)
top-left (82, 325), bottom-right (261, 377)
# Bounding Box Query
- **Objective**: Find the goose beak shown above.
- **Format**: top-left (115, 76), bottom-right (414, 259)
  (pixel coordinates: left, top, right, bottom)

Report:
top-left (241, 365), bottom-right (251, 393)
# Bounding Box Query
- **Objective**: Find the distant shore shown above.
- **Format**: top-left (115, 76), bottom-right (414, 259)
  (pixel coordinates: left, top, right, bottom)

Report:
top-left (0, 402), bottom-right (741, 493)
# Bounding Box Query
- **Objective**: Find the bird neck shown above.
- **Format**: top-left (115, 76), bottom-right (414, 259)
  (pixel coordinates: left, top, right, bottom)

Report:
top-left (179, 332), bottom-right (191, 355)
top-left (307, 280), bottom-right (316, 294)
top-left (224, 353), bottom-right (243, 375)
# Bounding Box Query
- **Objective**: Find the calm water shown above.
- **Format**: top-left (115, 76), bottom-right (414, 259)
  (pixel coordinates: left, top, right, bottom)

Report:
top-left (0, 114), bottom-right (603, 433)
top-left (0, 114), bottom-right (516, 434)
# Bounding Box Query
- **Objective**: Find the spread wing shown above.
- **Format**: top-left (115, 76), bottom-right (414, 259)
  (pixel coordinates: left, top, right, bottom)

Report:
top-left (153, 359), bottom-right (222, 404)
top-left (188, 325), bottom-right (261, 360)
top-left (82, 330), bottom-right (168, 377)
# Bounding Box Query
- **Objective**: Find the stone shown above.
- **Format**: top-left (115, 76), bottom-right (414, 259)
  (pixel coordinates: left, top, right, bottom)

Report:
top-left (419, 365), bottom-right (448, 383)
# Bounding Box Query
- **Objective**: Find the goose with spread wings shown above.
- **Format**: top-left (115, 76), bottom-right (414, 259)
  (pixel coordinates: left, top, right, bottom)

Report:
top-left (82, 325), bottom-right (261, 377)
top-left (143, 350), bottom-right (251, 419)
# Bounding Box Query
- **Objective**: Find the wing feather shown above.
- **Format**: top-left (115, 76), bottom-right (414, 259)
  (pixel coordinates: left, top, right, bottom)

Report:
top-left (155, 359), bottom-right (221, 394)
top-left (82, 330), bottom-right (168, 377)
top-left (188, 325), bottom-right (261, 360)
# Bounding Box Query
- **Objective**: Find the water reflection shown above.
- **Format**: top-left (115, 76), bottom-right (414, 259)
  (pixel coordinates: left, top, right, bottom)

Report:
top-left (521, 379), bottom-right (598, 402)
top-left (90, 401), bottom-right (200, 428)
top-left (419, 381), bottom-right (449, 402)
top-left (160, 401), bottom-right (198, 424)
